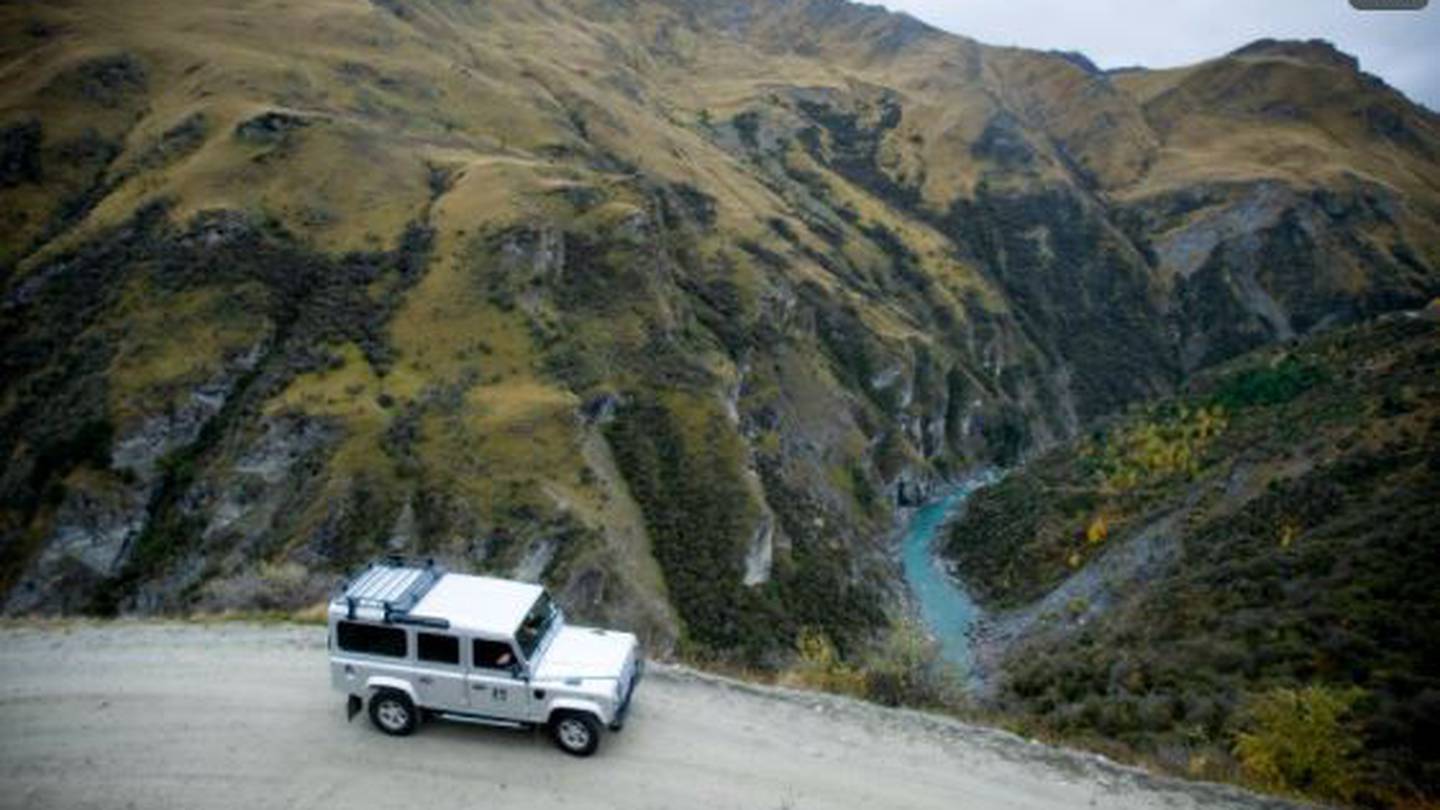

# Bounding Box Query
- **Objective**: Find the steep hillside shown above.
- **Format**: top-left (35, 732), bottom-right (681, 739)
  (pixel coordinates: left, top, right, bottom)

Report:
top-left (946, 311), bottom-right (1440, 806)
top-left (2, 0), bottom-right (1438, 665)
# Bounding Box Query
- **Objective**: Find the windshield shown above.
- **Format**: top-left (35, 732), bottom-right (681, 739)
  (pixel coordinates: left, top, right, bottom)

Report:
top-left (515, 592), bottom-right (559, 660)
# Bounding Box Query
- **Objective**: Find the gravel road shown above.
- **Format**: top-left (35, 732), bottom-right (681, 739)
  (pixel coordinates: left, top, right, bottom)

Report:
top-left (0, 623), bottom-right (1301, 810)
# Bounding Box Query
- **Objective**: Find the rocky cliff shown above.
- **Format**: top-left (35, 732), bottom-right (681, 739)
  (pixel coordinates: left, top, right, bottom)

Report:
top-left (2, 0), bottom-right (1437, 660)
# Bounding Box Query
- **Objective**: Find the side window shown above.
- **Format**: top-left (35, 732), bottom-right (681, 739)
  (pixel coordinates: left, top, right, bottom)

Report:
top-left (417, 632), bottom-right (460, 665)
top-left (473, 639), bottom-right (518, 670)
top-left (336, 621), bottom-right (408, 658)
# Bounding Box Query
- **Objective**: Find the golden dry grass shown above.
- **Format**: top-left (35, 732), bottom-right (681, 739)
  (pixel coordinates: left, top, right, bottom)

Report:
top-left (106, 281), bottom-right (272, 425)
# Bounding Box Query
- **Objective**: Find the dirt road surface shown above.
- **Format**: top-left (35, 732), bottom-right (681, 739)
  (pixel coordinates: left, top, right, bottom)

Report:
top-left (0, 623), bottom-right (1300, 810)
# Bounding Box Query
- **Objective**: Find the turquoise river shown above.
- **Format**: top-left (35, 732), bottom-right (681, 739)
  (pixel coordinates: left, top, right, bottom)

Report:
top-left (898, 471), bottom-right (998, 673)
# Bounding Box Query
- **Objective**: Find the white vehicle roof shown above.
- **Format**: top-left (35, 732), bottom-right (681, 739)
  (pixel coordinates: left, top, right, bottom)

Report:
top-left (329, 560), bottom-right (544, 638)
top-left (413, 573), bottom-right (543, 637)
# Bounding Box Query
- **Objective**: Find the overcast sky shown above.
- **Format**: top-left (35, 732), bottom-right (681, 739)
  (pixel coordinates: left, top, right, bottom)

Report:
top-left (876, 0), bottom-right (1440, 110)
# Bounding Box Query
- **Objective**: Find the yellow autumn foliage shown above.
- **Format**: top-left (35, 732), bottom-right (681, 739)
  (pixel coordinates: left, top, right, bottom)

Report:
top-left (1085, 514), bottom-right (1109, 545)
top-left (783, 628), bottom-right (868, 697)
top-left (1095, 404), bottom-right (1228, 493)
top-left (1278, 520), bottom-right (1301, 549)
top-left (1234, 685), bottom-right (1365, 803)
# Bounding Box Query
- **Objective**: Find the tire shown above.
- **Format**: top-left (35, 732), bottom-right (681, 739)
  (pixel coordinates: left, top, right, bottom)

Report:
top-left (368, 689), bottom-right (418, 737)
top-left (549, 711), bottom-right (601, 756)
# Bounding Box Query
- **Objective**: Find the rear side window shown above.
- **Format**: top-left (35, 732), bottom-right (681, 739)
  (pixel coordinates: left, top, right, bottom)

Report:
top-left (473, 639), bottom-right (518, 670)
top-left (336, 621), bottom-right (408, 658)
top-left (417, 632), bottom-right (460, 665)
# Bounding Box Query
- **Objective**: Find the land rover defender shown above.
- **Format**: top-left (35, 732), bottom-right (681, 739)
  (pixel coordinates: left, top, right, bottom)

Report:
top-left (327, 557), bottom-right (643, 756)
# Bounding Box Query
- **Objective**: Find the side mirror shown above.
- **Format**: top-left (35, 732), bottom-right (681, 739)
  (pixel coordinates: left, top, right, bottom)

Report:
top-left (510, 663), bottom-right (528, 681)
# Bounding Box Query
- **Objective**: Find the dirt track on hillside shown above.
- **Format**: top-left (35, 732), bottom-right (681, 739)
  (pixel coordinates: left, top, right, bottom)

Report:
top-left (0, 623), bottom-right (1301, 810)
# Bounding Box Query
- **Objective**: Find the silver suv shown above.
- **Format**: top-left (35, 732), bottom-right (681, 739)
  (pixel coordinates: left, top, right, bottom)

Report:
top-left (328, 557), bottom-right (643, 756)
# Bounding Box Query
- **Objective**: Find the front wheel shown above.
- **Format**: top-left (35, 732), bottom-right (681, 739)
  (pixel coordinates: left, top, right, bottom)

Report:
top-left (368, 689), bottom-right (418, 737)
top-left (550, 711), bottom-right (601, 756)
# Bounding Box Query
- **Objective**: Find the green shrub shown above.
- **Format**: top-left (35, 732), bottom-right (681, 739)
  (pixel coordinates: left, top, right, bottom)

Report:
top-left (861, 619), bottom-right (961, 708)
top-left (784, 627), bottom-right (868, 697)
top-left (605, 394), bottom-right (776, 657)
top-left (1233, 685), bottom-right (1365, 802)
top-left (1088, 403), bottom-right (1227, 492)
top-left (1210, 357), bottom-right (1324, 410)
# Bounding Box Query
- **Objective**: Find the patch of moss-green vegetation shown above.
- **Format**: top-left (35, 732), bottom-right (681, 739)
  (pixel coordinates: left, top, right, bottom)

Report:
top-left (1207, 356), bottom-right (1325, 410)
top-left (606, 393), bottom-right (884, 663)
top-left (605, 393), bottom-right (774, 658)
top-left (800, 282), bottom-right (898, 415)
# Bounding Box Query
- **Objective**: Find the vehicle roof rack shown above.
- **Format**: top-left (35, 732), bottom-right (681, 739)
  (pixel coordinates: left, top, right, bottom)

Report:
top-left (339, 556), bottom-right (449, 628)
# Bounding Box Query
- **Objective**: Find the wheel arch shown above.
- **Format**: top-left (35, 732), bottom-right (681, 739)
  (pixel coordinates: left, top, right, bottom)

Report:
top-left (544, 698), bottom-right (608, 726)
top-left (365, 676), bottom-right (418, 705)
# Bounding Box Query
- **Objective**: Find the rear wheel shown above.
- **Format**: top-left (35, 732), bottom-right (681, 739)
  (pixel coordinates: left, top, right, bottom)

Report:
top-left (368, 689), bottom-right (418, 737)
top-left (550, 711), bottom-right (601, 756)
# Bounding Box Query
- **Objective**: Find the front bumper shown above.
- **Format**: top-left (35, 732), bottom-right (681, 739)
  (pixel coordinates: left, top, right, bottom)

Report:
top-left (609, 656), bottom-right (644, 731)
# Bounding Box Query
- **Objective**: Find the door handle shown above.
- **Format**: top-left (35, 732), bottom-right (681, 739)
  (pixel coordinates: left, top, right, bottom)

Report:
top-left (418, 676), bottom-right (433, 685)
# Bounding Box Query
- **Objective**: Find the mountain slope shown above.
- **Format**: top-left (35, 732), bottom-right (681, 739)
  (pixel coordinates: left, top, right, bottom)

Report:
top-left (946, 311), bottom-right (1440, 805)
top-left (1, 0), bottom-right (1438, 665)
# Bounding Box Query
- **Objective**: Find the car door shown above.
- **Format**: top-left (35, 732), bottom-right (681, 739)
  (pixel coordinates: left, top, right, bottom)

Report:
top-left (467, 638), bottom-right (530, 721)
top-left (412, 631), bottom-right (468, 711)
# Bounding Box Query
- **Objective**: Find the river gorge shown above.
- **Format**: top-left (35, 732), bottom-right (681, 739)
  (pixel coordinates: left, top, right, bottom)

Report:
top-left (898, 471), bottom-right (999, 680)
